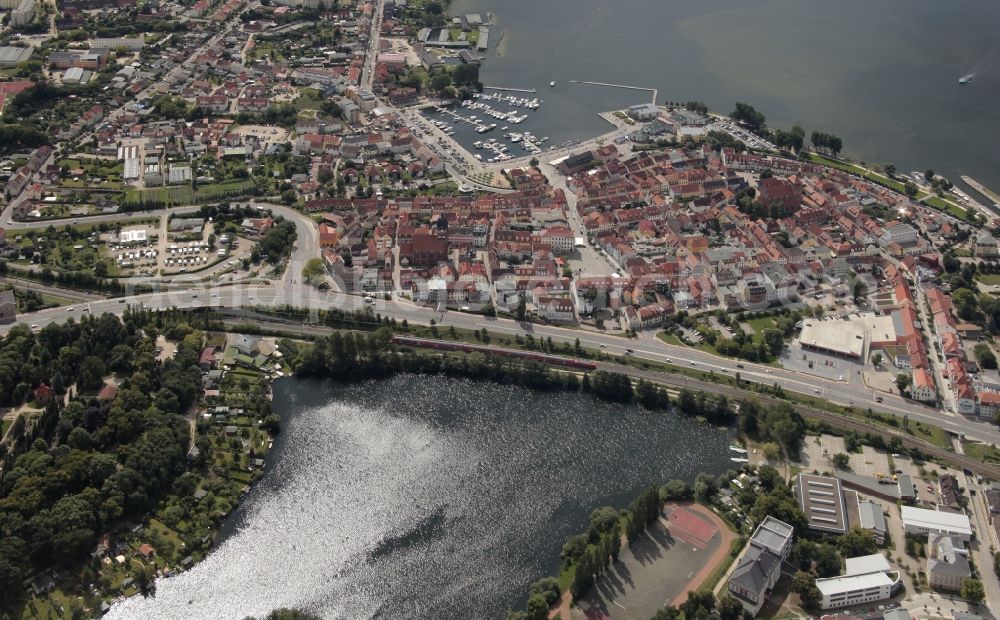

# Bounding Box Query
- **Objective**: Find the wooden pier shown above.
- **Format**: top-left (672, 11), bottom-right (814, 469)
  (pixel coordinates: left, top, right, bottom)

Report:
top-left (569, 80), bottom-right (657, 104)
top-left (483, 86), bottom-right (537, 94)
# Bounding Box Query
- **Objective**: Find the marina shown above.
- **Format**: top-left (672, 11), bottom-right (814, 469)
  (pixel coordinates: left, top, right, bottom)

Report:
top-left (420, 88), bottom-right (553, 163)
top-left (450, 0), bottom-right (1000, 192)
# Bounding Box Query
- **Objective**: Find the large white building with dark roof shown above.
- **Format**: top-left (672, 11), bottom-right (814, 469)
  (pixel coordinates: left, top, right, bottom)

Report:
top-left (728, 516), bottom-right (794, 616)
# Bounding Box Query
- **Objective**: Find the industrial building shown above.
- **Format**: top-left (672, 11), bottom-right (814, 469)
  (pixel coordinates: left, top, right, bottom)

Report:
top-left (795, 473), bottom-right (888, 543)
top-left (798, 318), bottom-right (867, 359)
top-left (901, 506), bottom-right (972, 541)
top-left (798, 473), bottom-right (849, 534)
top-left (0, 46), bottom-right (33, 68)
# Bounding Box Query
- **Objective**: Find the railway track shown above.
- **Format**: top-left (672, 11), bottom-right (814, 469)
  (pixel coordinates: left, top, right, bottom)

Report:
top-left (210, 321), bottom-right (1000, 479)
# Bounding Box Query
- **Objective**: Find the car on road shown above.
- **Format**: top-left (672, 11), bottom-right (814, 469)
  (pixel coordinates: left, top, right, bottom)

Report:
top-left (68, 307), bottom-right (74, 311)
top-left (874, 395), bottom-right (884, 403)
top-left (30, 324), bottom-right (38, 329)
top-left (736, 364), bottom-right (744, 369)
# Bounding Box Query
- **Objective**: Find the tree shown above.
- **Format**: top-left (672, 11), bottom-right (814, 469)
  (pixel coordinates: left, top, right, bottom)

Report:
top-left (66, 427), bottom-right (93, 451)
top-left (560, 534), bottom-right (588, 563)
top-left (650, 606), bottom-right (682, 620)
top-left (525, 594), bottom-right (550, 620)
top-left (301, 257), bottom-right (326, 279)
top-left (571, 551), bottom-right (594, 597)
top-left (837, 528), bottom-right (877, 558)
top-left (794, 571), bottom-right (822, 612)
top-left (952, 288), bottom-right (979, 320)
top-left (730, 102), bottom-right (766, 131)
top-left (529, 577), bottom-right (561, 607)
top-left (924, 168), bottom-right (935, 183)
top-left (872, 353), bottom-right (883, 368)
top-left (961, 578), bottom-right (985, 604)
top-left (763, 328), bottom-right (784, 357)
top-left (693, 473), bottom-right (718, 501)
top-left (718, 594), bottom-right (745, 620)
top-left (431, 72), bottom-right (452, 93)
top-left (516, 295), bottom-right (527, 321)
top-left (831, 452), bottom-right (850, 470)
top-left (659, 479), bottom-right (693, 501)
top-left (762, 442), bottom-right (782, 461)
top-left (79, 356), bottom-right (107, 391)
top-left (904, 180), bottom-right (919, 198)
top-left (895, 373), bottom-right (911, 393)
top-left (975, 343), bottom-right (997, 370)
top-left (884, 164), bottom-right (896, 178)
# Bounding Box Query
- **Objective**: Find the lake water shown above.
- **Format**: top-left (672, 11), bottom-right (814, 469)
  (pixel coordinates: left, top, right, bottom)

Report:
top-left (450, 0), bottom-right (1000, 193)
top-left (107, 375), bottom-right (733, 619)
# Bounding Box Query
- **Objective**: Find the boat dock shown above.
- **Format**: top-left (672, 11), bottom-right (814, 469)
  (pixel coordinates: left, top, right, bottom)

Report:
top-left (961, 176), bottom-right (1000, 207)
top-left (570, 80), bottom-right (657, 104)
top-left (483, 86), bottom-right (537, 93)
top-left (495, 29), bottom-right (507, 56)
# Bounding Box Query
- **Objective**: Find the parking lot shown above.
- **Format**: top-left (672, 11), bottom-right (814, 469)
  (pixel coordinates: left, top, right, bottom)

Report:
top-left (849, 446), bottom-right (891, 477)
top-left (798, 434), bottom-right (847, 469)
top-left (781, 339), bottom-right (867, 388)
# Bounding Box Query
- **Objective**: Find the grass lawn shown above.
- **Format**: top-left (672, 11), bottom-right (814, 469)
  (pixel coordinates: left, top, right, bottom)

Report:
top-left (975, 273), bottom-right (1000, 286)
top-left (921, 195), bottom-right (968, 219)
top-left (124, 179), bottom-right (256, 206)
top-left (556, 562), bottom-right (576, 593)
top-left (744, 316), bottom-right (779, 340)
top-left (964, 443), bottom-right (1000, 464)
top-left (805, 153), bottom-right (910, 194)
top-left (147, 517), bottom-right (185, 559)
top-left (292, 88), bottom-right (324, 111)
top-left (908, 421), bottom-right (952, 450)
top-left (660, 317), bottom-right (783, 367)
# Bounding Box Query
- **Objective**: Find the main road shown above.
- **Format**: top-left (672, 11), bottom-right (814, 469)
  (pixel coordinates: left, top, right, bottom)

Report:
top-left (5, 276), bottom-right (999, 446)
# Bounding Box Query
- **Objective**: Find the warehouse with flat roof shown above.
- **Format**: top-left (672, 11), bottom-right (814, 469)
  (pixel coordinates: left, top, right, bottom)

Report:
top-left (798, 318), bottom-right (866, 359)
top-left (798, 473), bottom-right (849, 534)
top-left (0, 46), bottom-right (33, 67)
top-left (901, 506), bottom-right (972, 541)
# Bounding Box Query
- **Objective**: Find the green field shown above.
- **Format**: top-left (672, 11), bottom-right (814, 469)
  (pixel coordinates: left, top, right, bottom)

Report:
top-left (921, 195), bottom-right (967, 219)
top-left (124, 179), bottom-right (256, 206)
top-left (965, 443), bottom-right (1000, 464)
top-left (975, 273), bottom-right (1000, 286)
